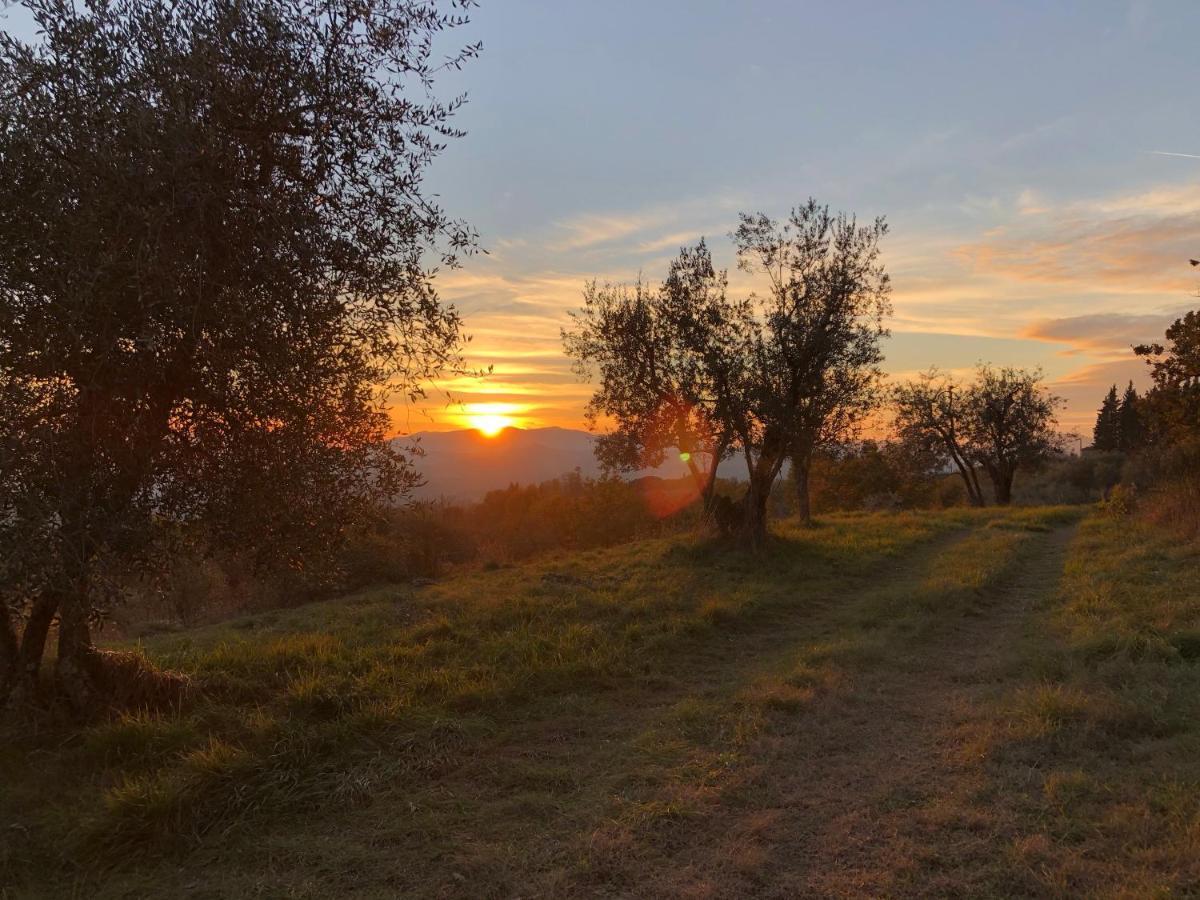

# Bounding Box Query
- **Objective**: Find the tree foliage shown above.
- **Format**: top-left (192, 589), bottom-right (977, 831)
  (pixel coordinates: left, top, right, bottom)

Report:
top-left (1135, 310), bottom-right (1200, 447)
top-left (0, 0), bottom-right (480, 706)
top-left (1092, 382), bottom-right (1144, 453)
top-left (892, 369), bottom-right (986, 507)
top-left (965, 365), bottom-right (1064, 504)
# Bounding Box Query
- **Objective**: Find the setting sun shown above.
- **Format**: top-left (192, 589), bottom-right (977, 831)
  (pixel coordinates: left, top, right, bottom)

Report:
top-left (472, 413), bottom-right (514, 437)
top-left (461, 402), bottom-right (524, 436)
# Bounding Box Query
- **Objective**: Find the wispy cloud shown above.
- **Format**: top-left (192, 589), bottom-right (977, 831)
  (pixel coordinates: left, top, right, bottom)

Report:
top-left (1149, 150), bottom-right (1200, 160)
top-left (1022, 311), bottom-right (1188, 358)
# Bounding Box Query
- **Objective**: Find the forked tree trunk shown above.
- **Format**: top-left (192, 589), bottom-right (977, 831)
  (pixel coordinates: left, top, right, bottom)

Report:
top-left (949, 454), bottom-right (985, 507)
top-left (1, 592), bottom-right (62, 706)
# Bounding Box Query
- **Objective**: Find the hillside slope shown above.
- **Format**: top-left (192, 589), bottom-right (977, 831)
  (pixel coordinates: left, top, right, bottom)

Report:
top-left (5, 507), bottom-right (1200, 897)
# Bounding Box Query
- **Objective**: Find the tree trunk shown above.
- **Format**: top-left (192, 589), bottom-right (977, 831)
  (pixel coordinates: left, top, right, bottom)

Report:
top-left (949, 453), bottom-right (985, 507)
top-left (992, 468), bottom-right (1014, 506)
top-left (967, 465), bottom-right (986, 507)
top-left (6, 592), bottom-right (61, 703)
top-left (0, 604), bottom-right (17, 701)
top-left (55, 590), bottom-right (97, 713)
top-left (739, 482), bottom-right (771, 550)
top-left (793, 455), bottom-right (813, 525)
top-left (685, 454), bottom-right (718, 514)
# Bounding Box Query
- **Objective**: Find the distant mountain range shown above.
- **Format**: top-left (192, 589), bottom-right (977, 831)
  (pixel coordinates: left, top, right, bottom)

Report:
top-left (399, 427), bottom-right (738, 502)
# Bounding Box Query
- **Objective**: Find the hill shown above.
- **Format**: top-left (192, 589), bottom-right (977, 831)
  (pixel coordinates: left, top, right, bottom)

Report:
top-left (402, 426), bottom-right (724, 501)
top-left (6, 506), bottom-right (1200, 896)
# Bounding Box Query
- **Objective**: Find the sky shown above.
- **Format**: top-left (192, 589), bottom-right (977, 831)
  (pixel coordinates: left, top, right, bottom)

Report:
top-left (5, 0), bottom-right (1199, 437)
top-left (404, 0), bottom-right (1200, 436)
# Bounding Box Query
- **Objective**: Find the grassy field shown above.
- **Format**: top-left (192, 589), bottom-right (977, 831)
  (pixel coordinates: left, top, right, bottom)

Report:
top-left (3, 505), bottom-right (1199, 898)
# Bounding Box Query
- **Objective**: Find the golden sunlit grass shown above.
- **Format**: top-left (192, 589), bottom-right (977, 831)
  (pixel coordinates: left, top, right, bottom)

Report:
top-left (3, 505), bottom-right (1198, 897)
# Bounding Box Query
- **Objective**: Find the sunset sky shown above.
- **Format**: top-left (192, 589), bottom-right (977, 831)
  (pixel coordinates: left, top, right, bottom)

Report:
top-left (404, 0), bottom-right (1200, 437)
top-left (5, 0), bottom-right (1196, 437)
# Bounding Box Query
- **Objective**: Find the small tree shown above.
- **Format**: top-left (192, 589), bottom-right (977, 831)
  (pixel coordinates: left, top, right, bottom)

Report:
top-left (893, 369), bottom-right (986, 507)
top-left (893, 365), bottom-right (1061, 506)
top-left (1093, 384), bottom-right (1121, 451)
top-left (964, 366), bottom-right (1063, 505)
top-left (0, 0), bottom-right (480, 707)
top-left (568, 202), bottom-right (891, 549)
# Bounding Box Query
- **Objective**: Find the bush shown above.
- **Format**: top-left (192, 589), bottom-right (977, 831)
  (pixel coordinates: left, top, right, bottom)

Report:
top-left (1013, 450), bottom-right (1125, 506)
top-left (1100, 483), bottom-right (1138, 519)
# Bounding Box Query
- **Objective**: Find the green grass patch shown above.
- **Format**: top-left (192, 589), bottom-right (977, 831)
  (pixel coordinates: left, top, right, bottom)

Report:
top-left (0, 506), bottom-right (1079, 895)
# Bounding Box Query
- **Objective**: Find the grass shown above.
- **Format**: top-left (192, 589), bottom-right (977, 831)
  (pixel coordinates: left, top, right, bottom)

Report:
top-left (2, 504), bottom-right (1196, 897)
top-left (979, 512), bottom-right (1200, 895)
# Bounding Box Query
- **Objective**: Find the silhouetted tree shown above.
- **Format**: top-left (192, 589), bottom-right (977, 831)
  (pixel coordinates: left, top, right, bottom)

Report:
top-left (1093, 384), bottom-right (1121, 451)
top-left (562, 241), bottom-right (745, 515)
top-left (0, 0), bottom-right (480, 707)
top-left (1136, 310), bottom-right (1200, 446)
top-left (1117, 381), bottom-right (1144, 452)
top-left (893, 365), bottom-right (1061, 506)
top-left (893, 369), bottom-right (986, 507)
top-left (964, 366), bottom-right (1063, 505)
top-left (568, 202), bottom-right (890, 548)
top-left (732, 201), bottom-right (891, 529)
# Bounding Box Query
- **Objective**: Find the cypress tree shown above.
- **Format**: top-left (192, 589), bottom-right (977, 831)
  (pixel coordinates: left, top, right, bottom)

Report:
top-left (1118, 381), bottom-right (1143, 451)
top-left (1093, 384), bottom-right (1121, 451)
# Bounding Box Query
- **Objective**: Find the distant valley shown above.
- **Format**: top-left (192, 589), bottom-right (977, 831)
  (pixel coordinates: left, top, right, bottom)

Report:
top-left (401, 427), bottom-right (728, 501)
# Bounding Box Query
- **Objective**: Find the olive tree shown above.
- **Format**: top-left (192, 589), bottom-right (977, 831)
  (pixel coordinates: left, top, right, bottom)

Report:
top-left (732, 202), bottom-right (891, 526)
top-left (893, 369), bottom-right (986, 507)
top-left (965, 365), bottom-right (1064, 505)
top-left (567, 201), bottom-right (891, 549)
top-left (0, 0), bottom-right (480, 707)
top-left (563, 241), bottom-right (747, 514)
top-left (893, 366), bottom-right (1062, 506)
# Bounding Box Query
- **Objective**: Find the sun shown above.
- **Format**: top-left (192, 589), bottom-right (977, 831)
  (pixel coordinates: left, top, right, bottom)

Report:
top-left (461, 402), bottom-right (524, 436)
top-left (472, 413), bottom-right (514, 437)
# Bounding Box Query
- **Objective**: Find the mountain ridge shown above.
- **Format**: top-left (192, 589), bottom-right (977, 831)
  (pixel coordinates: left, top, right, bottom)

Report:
top-left (396, 426), bottom-right (701, 501)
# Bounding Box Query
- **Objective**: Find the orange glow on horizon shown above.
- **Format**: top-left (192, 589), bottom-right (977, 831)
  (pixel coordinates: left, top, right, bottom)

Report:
top-left (459, 402), bottom-right (526, 436)
top-left (473, 413), bottom-right (514, 436)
